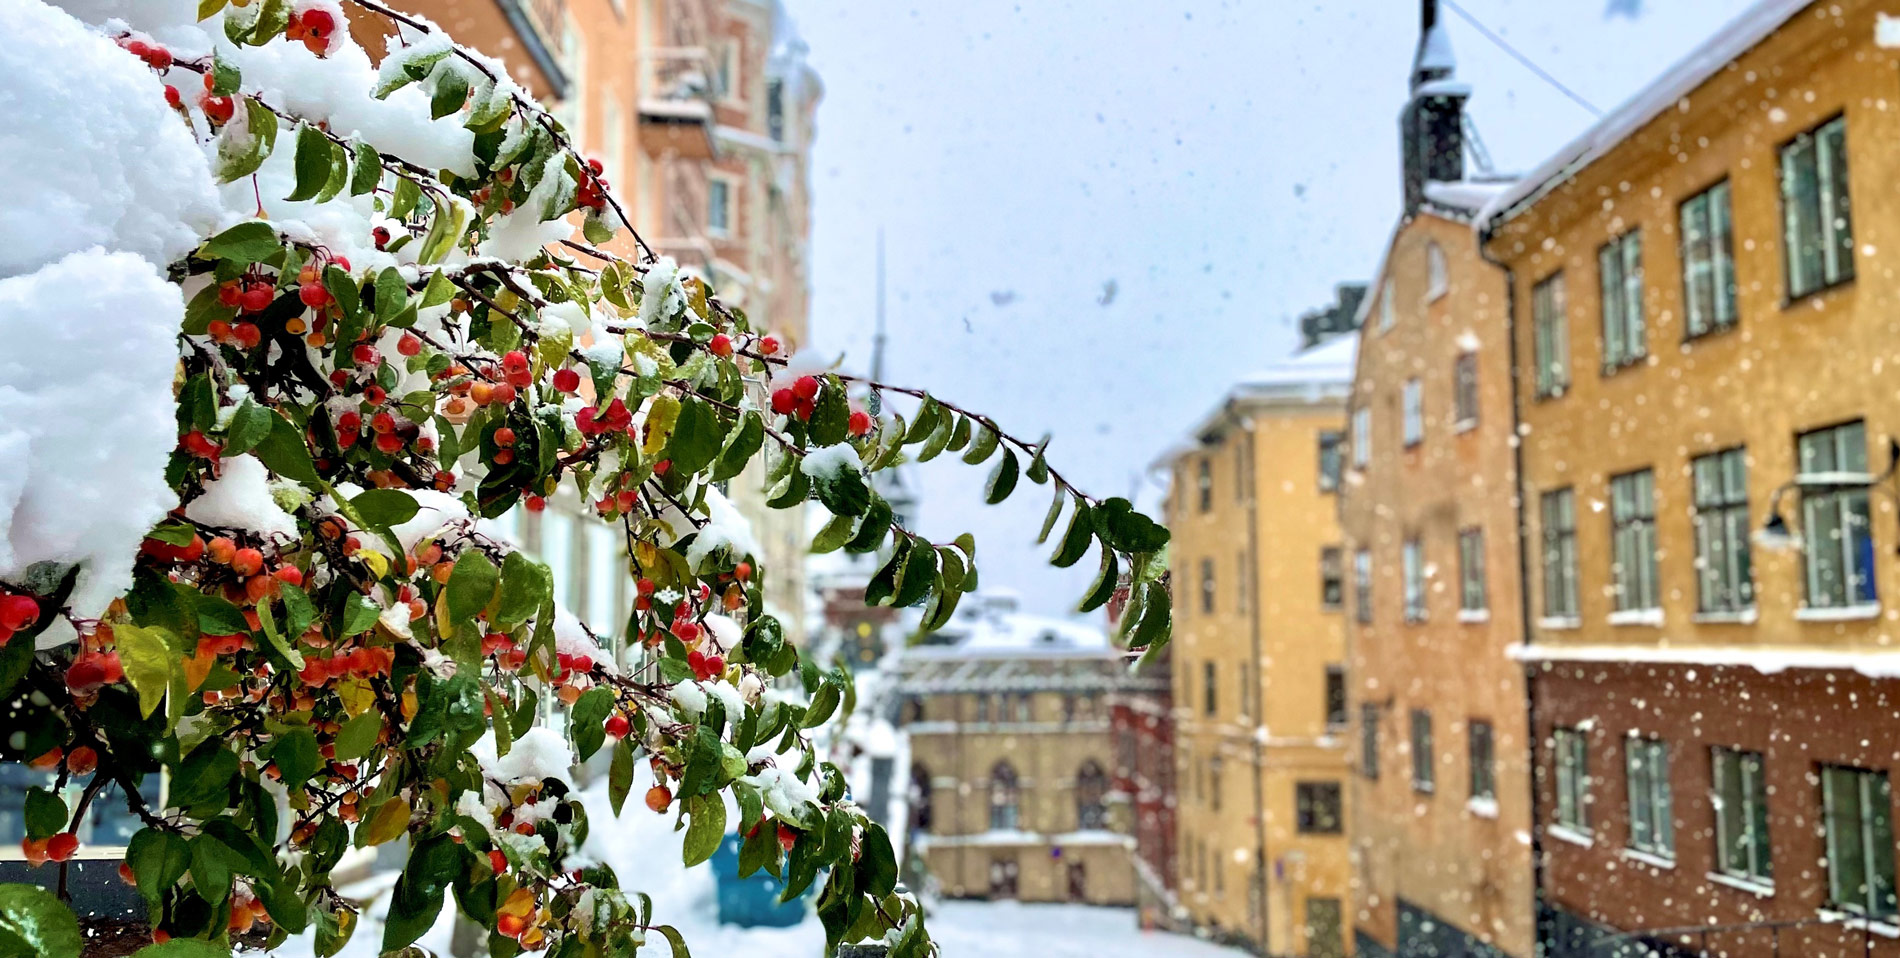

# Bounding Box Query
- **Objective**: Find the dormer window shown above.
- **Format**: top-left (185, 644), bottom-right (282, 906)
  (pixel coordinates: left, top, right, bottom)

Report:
top-left (1426, 241), bottom-right (1448, 301)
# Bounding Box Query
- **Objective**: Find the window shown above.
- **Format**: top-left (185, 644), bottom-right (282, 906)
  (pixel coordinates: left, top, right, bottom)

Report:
top-left (1360, 704), bottom-right (1379, 779)
top-left (1711, 747), bottom-right (1771, 885)
top-left (1692, 448), bottom-right (1753, 614)
top-left (1197, 457), bottom-right (1212, 512)
top-left (1296, 782), bottom-right (1343, 834)
top-left (1200, 558), bottom-right (1216, 615)
top-left (975, 693), bottom-right (991, 722)
top-left (1609, 470), bottom-right (1660, 614)
top-left (1353, 549), bottom-right (1372, 624)
top-left (1209, 758), bottom-right (1222, 812)
top-left (538, 509), bottom-right (578, 610)
top-left (1320, 547), bottom-right (1344, 610)
top-left (1532, 272), bottom-right (1569, 398)
top-left (1425, 241), bottom-right (1448, 300)
top-left (1553, 727), bottom-right (1590, 833)
top-left (1351, 407), bottom-right (1371, 468)
top-left (1014, 692), bottom-right (1031, 722)
top-left (1075, 762), bottom-right (1108, 829)
top-left (1318, 430), bottom-right (1345, 491)
top-left (584, 522), bottom-right (623, 648)
top-left (1458, 528), bottom-right (1486, 613)
top-left (1235, 442), bottom-right (1247, 503)
top-left (1781, 115), bottom-right (1854, 299)
top-left (1468, 720), bottom-right (1496, 801)
top-left (1453, 353), bottom-right (1479, 427)
top-left (1378, 277), bottom-right (1395, 331)
top-left (1625, 737), bottom-right (1674, 859)
top-left (1798, 421), bottom-right (1876, 609)
top-left (1237, 550), bottom-right (1249, 614)
top-left (1410, 709), bottom-right (1434, 792)
top-left (1402, 379), bottom-right (1423, 447)
top-left (1305, 897), bottom-right (1346, 958)
top-left (988, 762), bottom-right (1020, 831)
top-left (1541, 488), bottom-right (1579, 619)
top-left (708, 178), bottom-right (731, 236)
top-left (1680, 179), bottom-right (1737, 337)
top-left (1598, 230), bottom-right (1646, 371)
top-left (1202, 660), bottom-right (1217, 717)
top-left (1822, 765), bottom-right (1896, 918)
top-left (1402, 538), bottom-right (1425, 623)
top-left (1324, 666), bottom-right (1347, 729)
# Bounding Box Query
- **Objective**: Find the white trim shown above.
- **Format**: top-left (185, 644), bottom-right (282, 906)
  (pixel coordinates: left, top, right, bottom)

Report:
top-left (1607, 608), bottom-right (1664, 627)
top-left (1506, 642), bottom-right (1900, 678)
top-left (1693, 608), bottom-right (1759, 625)
top-left (1818, 910), bottom-right (1900, 939)
top-left (1706, 872), bottom-right (1775, 898)
top-left (1537, 616), bottom-right (1582, 631)
top-left (1547, 824), bottom-right (1594, 848)
top-left (1452, 417), bottom-right (1479, 435)
top-left (1796, 603), bottom-right (1882, 622)
top-left (1465, 796), bottom-right (1500, 819)
top-left (1621, 847), bottom-right (1678, 870)
top-left (1458, 608), bottom-right (1491, 624)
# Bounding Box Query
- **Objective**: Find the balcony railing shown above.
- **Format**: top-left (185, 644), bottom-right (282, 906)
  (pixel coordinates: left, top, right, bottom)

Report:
top-left (637, 48), bottom-right (717, 159)
top-left (652, 159), bottom-right (714, 273)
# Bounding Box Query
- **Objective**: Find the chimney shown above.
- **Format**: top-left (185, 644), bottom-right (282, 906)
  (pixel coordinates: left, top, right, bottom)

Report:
top-left (1400, 0), bottom-right (1468, 215)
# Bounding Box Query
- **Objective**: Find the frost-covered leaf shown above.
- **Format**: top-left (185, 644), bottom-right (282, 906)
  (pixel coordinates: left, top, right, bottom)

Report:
top-left (215, 99), bottom-right (278, 183)
top-left (0, 883), bottom-right (82, 958)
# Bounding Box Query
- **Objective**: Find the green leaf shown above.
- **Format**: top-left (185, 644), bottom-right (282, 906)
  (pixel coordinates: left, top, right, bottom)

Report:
top-left (250, 0), bottom-right (292, 41)
top-left (338, 593), bottom-right (381, 638)
top-left (1129, 581), bottom-right (1174, 655)
top-left (316, 140), bottom-right (351, 203)
top-left (655, 925), bottom-right (692, 958)
top-left (216, 98), bottom-right (279, 184)
top-left (127, 828), bottom-right (192, 905)
top-left (333, 712), bottom-right (382, 763)
top-left (285, 123), bottom-right (333, 201)
top-left (665, 398), bottom-right (725, 476)
top-left (807, 376), bottom-right (850, 446)
top-left (134, 940), bottom-right (233, 958)
top-left (445, 551), bottom-right (500, 625)
top-left (962, 422), bottom-right (1000, 464)
top-left (324, 264), bottom-right (363, 332)
top-left (351, 488), bottom-right (419, 528)
top-left (417, 195), bottom-right (466, 265)
top-left (609, 739), bottom-right (635, 816)
top-left (390, 177), bottom-right (422, 220)
top-left (711, 411), bottom-right (765, 483)
top-left (429, 70), bottom-right (469, 121)
top-left (188, 831), bottom-right (245, 903)
top-left (1078, 547), bottom-right (1119, 614)
top-left (494, 551), bottom-right (553, 630)
top-left (116, 624), bottom-right (176, 719)
top-left (271, 727), bottom-right (321, 788)
top-left (198, 0), bottom-right (231, 21)
top-left (1095, 496), bottom-right (1171, 553)
top-left (892, 543), bottom-right (939, 609)
top-left (861, 822), bottom-right (899, 898)
top-left (1027, 446), bottom-right (1051, 484)
top-left (801, 680), bottom-right (841, 728)
top-left (984, 448), bottom-right (1020, 504)
top-left (809, 513), bottom-right (855, 555)
top-left (570, 687), bottom-right (614, 762)
top-left (946, 414), bottom-right (973, 452)
top-left (280, 582), bottom-right (318, 638)
top-left (843, 498), bottom-right (892, 555)
top-left (808, 450), bottom-right (871, 518)
top-left (181, 281), bottom-right (237, 336)
top-left (200, 221), bottom-right (281, 266)
top-left (382, 836), bottom-right (465, 952)
top-left (1051, 497), bottom-right (1095, 568)
top-left (863, 537), bottom-right (910, 607)
top-left (914, 412), bottom-right (955, 463)
top-left (682, 792), bottom-right (727, 867)
top-left (22, 789), bottom-right (66, 840)
top-left (903, 397), bottom-right (940, 443)
top-left (254, 410), bottom-right (320, 485)
top-left (0, 884), bottom-right (81, 958)
top-left (349, 141), bottom-right (381, 196)
top-left (419, 270), bottom-right (457, 309)
top-left (222, 398), bottom-right (274, 457)
top-left (374, 266), bottom-right (408, 319)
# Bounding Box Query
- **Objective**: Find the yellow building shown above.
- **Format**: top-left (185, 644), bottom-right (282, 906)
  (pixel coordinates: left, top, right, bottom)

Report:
top-left (892, 594), bottom-right (1158, 905)
top-left (1163, 300), bottom-right (1360, 957)
top-left (1336, 6), bottom-right (1534, 957)
top-left (1481, 1), bottom-right (1900, 951)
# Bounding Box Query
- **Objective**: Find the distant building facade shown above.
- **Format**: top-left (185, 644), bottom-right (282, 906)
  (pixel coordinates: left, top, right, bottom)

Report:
top-left (1339, 4), bottom-right (1533, 957)
top-left (893, 594), bottom-right (1163, 906)
top-left (1162, 325), bottom-right (1358, 957)
top-left (1110, 643), bottom-right (1179, 930)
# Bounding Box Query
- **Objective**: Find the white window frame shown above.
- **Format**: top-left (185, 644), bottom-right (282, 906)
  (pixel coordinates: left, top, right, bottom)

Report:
top-left (1609, 470), bottom-right (1660, 615)
top-left (1680, 179), bottom-right (1738, 337)
top-left (1554, 727), bottom-right (1591, 833)
top-left (1401, 379), bottom-right (1423, 447)
top-left (1378, 277), bottom-right (1396, 332)
top-left (1711, 746), bottom-right (1772, 886)
top-left (1351, 407), bottom-right (1372, 468)
top-left (1822, 765), bottom-right (1897, 919)
top-left (1624, 736), bottom-right (1674, 860)
top-left (1798, 421), bottom-right (1877, 610)
top-left (1781, 115), bottom-right (1854, 299)
top-left (1532, 272), bottom-right (1569, 399)
top-left (707, 175), bottom-right (734, 238)
top-left (1541, 489), bottom-right (1580, 620)
top-left (1692, 448), bottom-right (1753, 615)
top-left (1425, 241), bottom-right (1448, 301)
top-left (1402, 538), bottom-right (1425, 623)
top-left (1598, 229), bottom-right (1646, 372)
top-left (1458, 528), bottom-right (1487, 614)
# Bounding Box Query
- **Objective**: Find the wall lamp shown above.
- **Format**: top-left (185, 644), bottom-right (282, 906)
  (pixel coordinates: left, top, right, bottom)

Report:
top-left (1756, 437), bottom-right (1900, 554)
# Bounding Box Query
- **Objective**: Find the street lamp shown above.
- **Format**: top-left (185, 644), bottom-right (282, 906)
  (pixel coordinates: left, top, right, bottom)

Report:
top-left (1756, 437), bottom-right (1900, 554)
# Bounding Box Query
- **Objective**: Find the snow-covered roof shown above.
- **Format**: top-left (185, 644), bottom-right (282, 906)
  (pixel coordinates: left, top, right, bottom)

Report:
top-left (1415, 22), bottom-right (1458, 76)
top-left (1414, 78), bottom-right (1472, 98)
top-left (1422, 179), bottom-right (1515, 214)
top-left (1156, 335), bottom-right (1358, 467)
top-left (1478, 0), bottom-right (1813, 232)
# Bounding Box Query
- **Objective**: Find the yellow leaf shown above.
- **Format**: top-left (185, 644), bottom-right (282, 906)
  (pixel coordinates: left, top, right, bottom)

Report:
top-left (116, 625), bottom-right (177, 719)
top-left (642, 393), bottom-right (680, 457)
top-left (335, 678), bottom-right (375, 717)
top-left (360, 799), bottom-right (411, 846)
top-left (359, 549), bottom-right (390, 579)
top-left (181, 649), bottom-right (215, 693)
top-left (434, 587), bottom-right (454, 639)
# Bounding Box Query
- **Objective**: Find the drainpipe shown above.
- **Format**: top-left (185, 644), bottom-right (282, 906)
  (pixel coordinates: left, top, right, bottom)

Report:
top-left (1477, 224), bottom-right (1546, 952)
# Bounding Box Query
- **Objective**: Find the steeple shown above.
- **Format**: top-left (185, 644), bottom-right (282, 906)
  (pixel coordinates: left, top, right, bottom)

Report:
top-left (1400, 0), bottom-right (1468, 215)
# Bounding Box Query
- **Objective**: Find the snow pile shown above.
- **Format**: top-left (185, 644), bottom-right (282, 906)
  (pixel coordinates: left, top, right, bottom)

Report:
top-left (683, 487), bottom-right (762, 571)
top-left (0, 250), bottom-right (184, 646)
top-left (472, 726), bottom-right (574, 784)
top-left (554, 606), bottom-right (617, 674)
top-left (0, 1), bottom-right (220, 278)
top-left (799, 443), bottom-right (862, 481)
top-left (185, 454), bottom-right (299, 540)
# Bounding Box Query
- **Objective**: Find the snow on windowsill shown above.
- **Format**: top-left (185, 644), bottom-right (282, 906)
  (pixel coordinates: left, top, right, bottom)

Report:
top-left (1465, 796), bottom-right (1499, 819)
top-left (1546, 825), bottom-right (1594, 848)
top-left (1693, 608), bottom-right (1759, 625)
top-left (1452, 418), bottom-right (1478, 435)
top-left (1880, 12), bottom-right (1900, 48)
top-left (1706, 872), bottom-right (1775, 898)
top-left (1818, 910), bottom-right (1900, 939)
top-left (1608, 609), bottom-right (1664, 627)
top-left (1458, 609), bottom-right (1491, 624)
top-left (1796, 603), bottom-right (1882, 622)
top-left (1537, 616), bottom-right (1582, 631)
top-left (1621, 847), bottom-right (1677, 870)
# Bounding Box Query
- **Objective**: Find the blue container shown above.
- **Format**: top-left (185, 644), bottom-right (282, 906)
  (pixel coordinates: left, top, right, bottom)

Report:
top-left (711, 833), bottom-right (810, 928)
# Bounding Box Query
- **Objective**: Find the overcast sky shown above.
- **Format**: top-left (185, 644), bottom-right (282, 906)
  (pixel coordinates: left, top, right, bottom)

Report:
top-left (783, 0), bottom-right (1758, 618)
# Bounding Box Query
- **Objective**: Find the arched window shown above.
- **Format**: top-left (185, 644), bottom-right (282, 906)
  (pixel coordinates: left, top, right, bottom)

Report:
top-left (1076, 760), bottom-right (1108, 829)
top-left (989, 762), bottom-right (1021, 831)
top-left (1426, 241), bottom-right (1449, 300)
top-left (908, 763), bottom-right (933, 834)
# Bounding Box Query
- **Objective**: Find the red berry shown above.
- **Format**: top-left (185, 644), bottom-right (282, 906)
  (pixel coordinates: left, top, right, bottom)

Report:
top-left (363, 385), bottom-right (386, 406)
top-left (794, 398), bottom-right (816, 422)
top-left (239, 283), bottom-right (273, 313)
top-left (374, 432), bottom-right (403, 454)
top-left (217, 282), bottom-right (242, 307)
top-left (792, 375), bottom-right (820, 400)
top-left (372, 226), bottom-right (391, 249)
top-left (646, 784), bottom-right (672, 813)
top-left (778, 823), bottom-right (797, 851)
top-left (181, 430), bottom-right (221, 459)
top-left (489, 849), bottom-right (507, 874)
top-left (66, 746), bottom-right (97, 775)
top-left (122, 39), bottom-right (150, 58)
top-left (352, 344), bottom-right (378, 367)
top-left (336, 411), bottom-right (361, 433)
top-left (709, 334), bottom-right (733, 358)
top-left (848, 410), bottom-right (873, 436)
top-left (163, 85), bottom-right (181, 109)
top-left (397, 332), bottom-right (422, 357)
top-left (637, 578), bottom-right (656, 595)
top-left (144, 47), bottom-right (173, 70)
top-left (231, 547), bottom-right (264, 577)
top-left (370, 411), bottom-right (396, 434)
top-left (524, 494), bottom-right (546, 513)
top-left (553, 368), bottom-right (581, 393)
top-left (653, 459), bottom-right (671, 476)
top-left (301, 8), bottom-right (336, 38)
top-left (298, 282), bottom-right (330, 308)
top-left (770, 389), bottom-right (795, 415)
top-left (200, 93), bottom-right (235, 123)
top-left (0, 595), bottom-right (38, 633)
top-left (493, 427), bottom-right (516, 447)
top-left (759, 336), bottom-right (780, 356)
top-left (272, 565), bottom-right (303, 587)
top-left (604, 714), bottom-right (630, 738)
top-left (587, 157), bottom-right (605, 175)
top-left (501, 351), bottom-right (529, 375)
top-left (46, 834), bottom-right (78, 864)
top-left (489, 382), bottom-right (517, 406)
top-left (232, 322), bottom-right (262, 350)
top-left (734, 562), bottom-right (752, 582)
